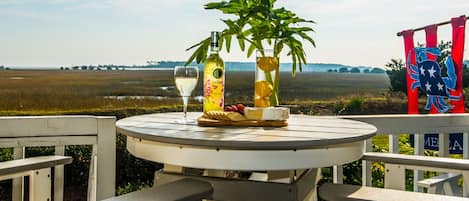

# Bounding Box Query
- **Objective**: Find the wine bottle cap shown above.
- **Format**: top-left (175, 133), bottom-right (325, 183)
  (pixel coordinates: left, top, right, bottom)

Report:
top-left (210, 31), bottom-right (220, 47)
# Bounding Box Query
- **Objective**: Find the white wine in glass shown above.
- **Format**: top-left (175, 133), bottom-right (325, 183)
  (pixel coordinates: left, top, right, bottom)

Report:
top-left (174, 66), bottom-right (199, 121)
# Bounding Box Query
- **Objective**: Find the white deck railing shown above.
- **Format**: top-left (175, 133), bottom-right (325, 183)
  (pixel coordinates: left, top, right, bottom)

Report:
top-left (338, 114), bottom-right (469, 196)
top-left (0, 116), bottom-right (116, 201)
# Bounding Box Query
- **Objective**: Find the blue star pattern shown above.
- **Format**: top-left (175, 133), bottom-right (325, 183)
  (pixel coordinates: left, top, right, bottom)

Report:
top-left (407, 47), bottom-right (461, 113)
top-left (418, 61), bottom-right (446, 96)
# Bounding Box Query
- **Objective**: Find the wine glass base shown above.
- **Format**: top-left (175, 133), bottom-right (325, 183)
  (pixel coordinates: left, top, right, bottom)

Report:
top-left (174, 118), bottom-right (197, 124)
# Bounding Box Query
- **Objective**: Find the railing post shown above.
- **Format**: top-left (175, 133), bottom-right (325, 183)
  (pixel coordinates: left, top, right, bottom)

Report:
top-left (12, 147), bottom-right (24, 201)
top-left (464, 132), bottom-right (469, 159)
top-left (413, 134), bottom-right (424, 192)
top-left (95, 117), bottom-right (116, 200)
top-left (464, 132), bottom-right (469, 197)
top-left (362, 139), bottom-right (372, 186)
top-left (55, 145), bottom-right (65, 201)
top-left (88, 144), bottom-right (98, 201)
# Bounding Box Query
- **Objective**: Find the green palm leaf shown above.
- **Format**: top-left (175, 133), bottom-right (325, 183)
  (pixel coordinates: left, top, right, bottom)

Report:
top-left (185, 0), bottom-right (316, 76)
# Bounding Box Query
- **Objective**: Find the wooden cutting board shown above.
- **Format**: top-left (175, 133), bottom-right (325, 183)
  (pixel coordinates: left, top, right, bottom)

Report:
top-left (197, 117), bottom-right (288, 127)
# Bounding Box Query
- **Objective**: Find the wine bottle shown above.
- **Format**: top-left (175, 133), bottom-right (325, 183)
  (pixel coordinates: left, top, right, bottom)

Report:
top-left (203, 31), bottom-right (225, 113)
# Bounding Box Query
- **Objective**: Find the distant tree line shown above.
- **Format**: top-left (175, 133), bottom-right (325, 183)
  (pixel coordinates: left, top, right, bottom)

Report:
top-left (61, 65), bottom-right (127, 71)
top-left (327, 67), bottom-right (385, 74)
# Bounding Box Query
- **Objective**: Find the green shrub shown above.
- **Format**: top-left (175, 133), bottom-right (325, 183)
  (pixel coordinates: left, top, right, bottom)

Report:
top-left (116, 133), bottom-right (160, 195)
top-left (346, 97), bottom-right (364, 114)
top-left (116, 182), bottom-right (150, 196)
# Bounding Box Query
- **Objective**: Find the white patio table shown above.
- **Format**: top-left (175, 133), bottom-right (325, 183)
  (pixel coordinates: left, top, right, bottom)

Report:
top-left (116, 112), bottom-right (377, 201)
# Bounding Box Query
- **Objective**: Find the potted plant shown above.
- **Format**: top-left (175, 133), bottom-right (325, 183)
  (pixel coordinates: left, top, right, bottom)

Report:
top-left (186, 0), bottom-right (316, 106)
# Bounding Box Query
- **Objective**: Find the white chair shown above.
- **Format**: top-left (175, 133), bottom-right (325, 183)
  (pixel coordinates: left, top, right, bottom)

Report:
top-left (0, 116), bottom-right (116, 201)
top-left (322, 114), bottom-right (469, 201)
top-left (0, 155), bottom-right (72, 201)
top-left (319, 152), bottom-right (469, 201)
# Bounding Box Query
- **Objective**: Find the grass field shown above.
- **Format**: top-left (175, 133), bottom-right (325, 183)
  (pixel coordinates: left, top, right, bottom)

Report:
top-left (0, 70), bottom-right (390, 113)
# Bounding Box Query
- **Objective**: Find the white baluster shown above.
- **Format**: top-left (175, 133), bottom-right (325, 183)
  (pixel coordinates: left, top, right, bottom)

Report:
top-left (463, 132), bottom-right (468, 197)
top-left (389, 135), bottom-right (399, 153)
top-left (333, 165), bottom-right (343, 184)
top-left (12, 147), bottom-right (24, 201)
top-left (362, 139), bottom-right (372, 186)
top-left (438, 133), bottom-right (449, 157)
top-left (55, 145), bottom-right (65, 201)
top-left (413, 134), bottom-right (424, 192)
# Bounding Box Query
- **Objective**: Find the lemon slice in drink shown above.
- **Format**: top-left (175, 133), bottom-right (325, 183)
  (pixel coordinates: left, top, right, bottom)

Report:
top-left (257, 57), bottom-right (279, 72)
top-left (254, 96), bottom-right (270, 107)
top-left (255, 80), bottom-right (273, 97)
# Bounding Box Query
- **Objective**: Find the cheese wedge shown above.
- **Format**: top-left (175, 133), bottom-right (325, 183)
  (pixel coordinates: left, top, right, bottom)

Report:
top-left (204, 111), bottom-right (247, 121)
top-left (244, 107), bottom-right (289, 121)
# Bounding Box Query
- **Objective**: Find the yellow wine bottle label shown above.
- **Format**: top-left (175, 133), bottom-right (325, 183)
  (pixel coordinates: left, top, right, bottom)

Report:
top-left (203, 55), bottom-right (224, 113)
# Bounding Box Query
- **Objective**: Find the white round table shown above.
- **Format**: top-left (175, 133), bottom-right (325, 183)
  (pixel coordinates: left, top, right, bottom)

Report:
top-left (117, 112), bottom-right (377, 171)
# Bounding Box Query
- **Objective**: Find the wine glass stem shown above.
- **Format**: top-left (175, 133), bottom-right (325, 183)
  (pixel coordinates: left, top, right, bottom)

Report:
top-left (182, 96), bottom-right (189, 120)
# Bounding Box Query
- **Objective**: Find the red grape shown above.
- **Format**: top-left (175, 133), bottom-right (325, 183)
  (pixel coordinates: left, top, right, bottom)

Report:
top-left (236, 104), bottom-right (245, 112)
top-left (231, 105), bottom-right (238, 112)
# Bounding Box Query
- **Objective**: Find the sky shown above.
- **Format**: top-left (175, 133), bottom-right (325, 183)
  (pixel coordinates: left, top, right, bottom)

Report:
top-left (0, 0), bottom-right (468, 67)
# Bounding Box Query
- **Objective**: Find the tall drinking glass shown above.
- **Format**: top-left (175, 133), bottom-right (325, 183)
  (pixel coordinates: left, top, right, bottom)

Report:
top-left (174, 66), bottom-right (199, 121)
top-left (255, 49), bottom-right (279, 107)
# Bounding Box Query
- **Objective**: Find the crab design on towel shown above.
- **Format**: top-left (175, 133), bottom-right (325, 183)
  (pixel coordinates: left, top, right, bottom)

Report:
top-left (407, 47), bottom-right (461, 113)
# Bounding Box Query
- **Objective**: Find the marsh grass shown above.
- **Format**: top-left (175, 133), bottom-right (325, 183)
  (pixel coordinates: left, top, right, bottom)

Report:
top-left (0, 70), bottom-right (176, 111)
top-left (0, 70), bottom-right (390, 113)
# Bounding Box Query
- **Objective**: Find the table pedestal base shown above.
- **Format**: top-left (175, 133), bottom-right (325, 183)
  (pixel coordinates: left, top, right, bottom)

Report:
top-left (154, 168), bottom-right (320, 201)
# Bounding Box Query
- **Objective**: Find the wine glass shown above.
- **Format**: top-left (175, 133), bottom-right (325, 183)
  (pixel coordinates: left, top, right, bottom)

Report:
top-left (174, 66), bottom-right (199, 122)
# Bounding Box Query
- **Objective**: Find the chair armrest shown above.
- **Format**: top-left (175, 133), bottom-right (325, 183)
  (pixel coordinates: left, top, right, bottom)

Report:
top-left (417, 173), bottom-right (461, 188)
top-left (103, 178), bottom-right (213, 201)
top-left (363, 152), bottom-right (469, 171)
top-left (0, 156), bottom-right (72, 176)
